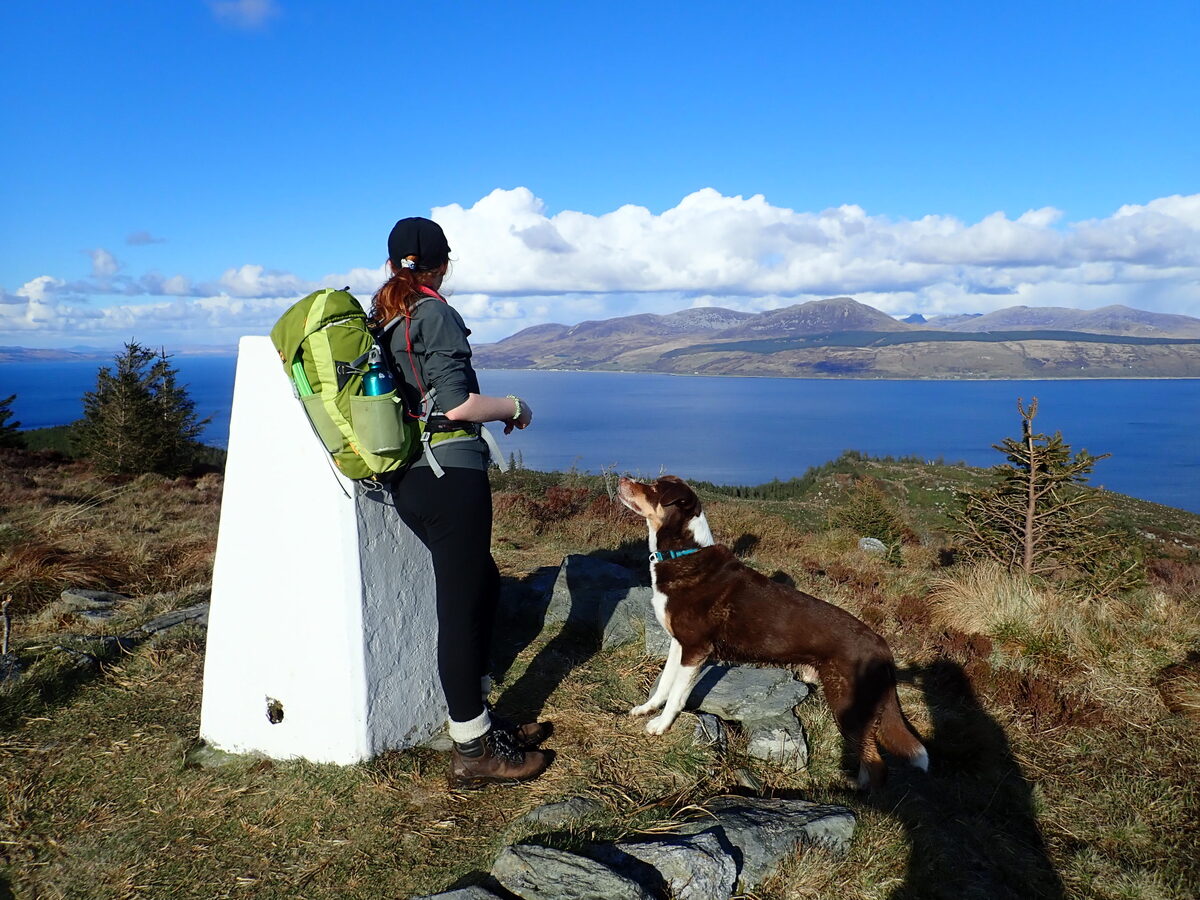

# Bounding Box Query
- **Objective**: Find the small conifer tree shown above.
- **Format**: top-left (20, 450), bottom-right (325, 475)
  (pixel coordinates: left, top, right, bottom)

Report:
top-left (955, 398), bottom-right (1113, 578)
top-left (75, 342), bottom-right (209, 475)
top-left (0, 394), bottom-right (22, 448)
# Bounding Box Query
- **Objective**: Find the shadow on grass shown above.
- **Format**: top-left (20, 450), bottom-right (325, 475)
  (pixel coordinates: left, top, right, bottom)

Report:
top-left (0, 636), bottom-right (137, 733)
top-left (863, 659), bottom-right (1064, 900)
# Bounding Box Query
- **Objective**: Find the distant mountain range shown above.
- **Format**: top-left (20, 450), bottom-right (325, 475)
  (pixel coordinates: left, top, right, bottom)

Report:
top-left (925, 305), bottom-right (1200, 338)
top-left (474, 299), bottom-right (1200, 379)
top-left (5, 301), bottom-right (1199, 378)
top-left (0, 345), bottom-right (237, 364)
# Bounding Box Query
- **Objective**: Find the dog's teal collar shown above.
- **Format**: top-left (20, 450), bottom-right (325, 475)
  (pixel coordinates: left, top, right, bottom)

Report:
top-left (650, 548), bottom-right (701, 563)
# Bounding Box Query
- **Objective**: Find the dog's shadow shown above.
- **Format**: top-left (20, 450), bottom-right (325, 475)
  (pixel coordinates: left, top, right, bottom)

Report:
top-left (490, 540), bottom-right (649, 723)
top-left (860, 659), bottom-right (1065, 900)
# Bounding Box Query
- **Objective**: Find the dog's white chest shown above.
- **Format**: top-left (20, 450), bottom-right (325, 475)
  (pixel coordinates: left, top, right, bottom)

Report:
top-left (649, 566), bottom-right (670, 630)
top-left (647, 522), bottom-right (670, 630)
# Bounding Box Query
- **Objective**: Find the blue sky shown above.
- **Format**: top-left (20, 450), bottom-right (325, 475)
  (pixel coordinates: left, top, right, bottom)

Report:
top-left (2, 0), bottom-right (1198, 348)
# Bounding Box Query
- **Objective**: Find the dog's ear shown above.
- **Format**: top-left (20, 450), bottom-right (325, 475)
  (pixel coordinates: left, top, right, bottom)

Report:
top-left (656, 477), bottom-right (698, 513)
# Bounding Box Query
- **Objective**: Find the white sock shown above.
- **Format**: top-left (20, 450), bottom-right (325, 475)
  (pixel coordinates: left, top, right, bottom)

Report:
top-left (447, 708), bottom-right (491, 744)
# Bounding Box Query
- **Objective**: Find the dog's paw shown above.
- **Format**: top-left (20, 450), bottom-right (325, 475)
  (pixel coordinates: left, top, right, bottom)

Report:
top-left (645, 714), bottom-right (675, 735)
top-left (629, 702), bottom-right (659, 717)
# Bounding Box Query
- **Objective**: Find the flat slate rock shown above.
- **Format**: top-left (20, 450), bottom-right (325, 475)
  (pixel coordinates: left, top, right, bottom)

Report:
top-left (60, 588), bottom-right (127, 610)
top-left (77, 608), bottom-right (117, 623)
top-left (674, 797), bottom-right (856, 888)
top-left (744, 714), bottom-right (808, 771)
top-left (492, 843), bottom-right (654, 900)
top-left (692, 712), bottom-right (728, 753)
top-left (683, 665), bottom-right (810, 722)
top-left (543, 555), bottom-right (638, 622)
top-left (644, 615), bottom-right (672, 659)
top-left (520, 796), bottom-right (605, 830)
top-left (543, 555), bottom-right (651, 649)
top-left (421, 728), bottom-right (454, 751)
top-left (136, 602), bottom-right (210, 635)
top-left (412, 887), bottom-right (504, 900)
top-left (589, 829), bottom-right (737, 900)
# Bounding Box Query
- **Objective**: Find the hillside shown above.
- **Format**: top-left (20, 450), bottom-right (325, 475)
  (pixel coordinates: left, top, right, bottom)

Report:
top-left (474, 306), bottom-right (755, 369)
top-left (2, 447), bottom-right (1199, 898)
top-left (474, 298), bottom-right (1200, 378)
top-left (927, 304), bottom-right (1200, 338)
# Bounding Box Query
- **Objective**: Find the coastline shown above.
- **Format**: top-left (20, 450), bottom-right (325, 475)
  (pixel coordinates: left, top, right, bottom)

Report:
top-left (477, 365), bottom-right (1200, 382)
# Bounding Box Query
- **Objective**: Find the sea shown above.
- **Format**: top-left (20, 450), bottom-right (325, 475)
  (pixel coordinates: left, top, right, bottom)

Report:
top-left (3, 357), bottom-right (1198, 514)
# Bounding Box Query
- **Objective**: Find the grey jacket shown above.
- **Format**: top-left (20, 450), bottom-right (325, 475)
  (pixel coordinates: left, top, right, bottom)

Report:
top-left (386, 296), bottom-right (488, 471)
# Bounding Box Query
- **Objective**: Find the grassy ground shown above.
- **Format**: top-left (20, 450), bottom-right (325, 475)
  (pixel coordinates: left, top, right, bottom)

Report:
top-left (2, 449), bottom-right (1199, 899)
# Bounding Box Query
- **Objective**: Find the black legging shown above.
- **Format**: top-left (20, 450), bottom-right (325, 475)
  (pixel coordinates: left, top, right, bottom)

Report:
top-left (389, 465), bottom-right (500, 724)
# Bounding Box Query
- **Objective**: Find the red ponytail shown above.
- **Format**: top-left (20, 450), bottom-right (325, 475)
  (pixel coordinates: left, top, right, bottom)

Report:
top-left (370, 268), bottom-right (423, 325)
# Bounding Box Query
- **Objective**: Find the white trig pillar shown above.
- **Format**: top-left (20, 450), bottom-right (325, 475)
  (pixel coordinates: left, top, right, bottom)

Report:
top-left (200, 335), bottom-right (444, 764)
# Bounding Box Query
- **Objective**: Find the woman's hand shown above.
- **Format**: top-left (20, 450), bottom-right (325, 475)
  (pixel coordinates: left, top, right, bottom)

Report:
top-left (504, 397), bottom-right (532, 435)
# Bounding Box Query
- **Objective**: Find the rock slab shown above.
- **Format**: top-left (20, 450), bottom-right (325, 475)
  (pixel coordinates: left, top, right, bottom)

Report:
top-left (492, 843), bottom-right (654, 900)
top-left (413, 887), bottom-right (503, 900)
top-left (685, 665), bottom-right (810, 722)
top-left (858, 537), bottom-right (888, 554)
top-left (674, 797), bottom-right (856, 889)
top-left (543, 555), bottom-right (652, 650)
top-left (589, 829), bottom-right (737, 900)
top-left (744, 715), bottom-right (808, 771)
top-left (60, 588), bottom-right (127, 611)
top-left (692, 712), bottom-right (728, 753)
top-left (520, 796), bottom-right (605, 830)
top-left (644, 614), bottom-right (672, 659)
top-left (136, 602), bottom-right (210, 635)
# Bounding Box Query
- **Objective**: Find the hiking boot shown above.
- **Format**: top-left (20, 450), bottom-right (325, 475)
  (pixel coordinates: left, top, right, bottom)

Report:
top-left (486, 704), bottom-right (554, 748)
top-left (448, 728), bottom-right (551, 789)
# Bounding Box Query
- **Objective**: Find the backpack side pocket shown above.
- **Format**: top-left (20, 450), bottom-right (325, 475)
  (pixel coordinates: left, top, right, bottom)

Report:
top-left (301, 393), bottom-right (345, 453)
top-left (350, 392), bottom-right (410, 455)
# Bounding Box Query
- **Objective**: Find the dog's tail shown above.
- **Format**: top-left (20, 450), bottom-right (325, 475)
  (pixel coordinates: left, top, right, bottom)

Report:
top-left (878, 688), bottom-right (929, 773)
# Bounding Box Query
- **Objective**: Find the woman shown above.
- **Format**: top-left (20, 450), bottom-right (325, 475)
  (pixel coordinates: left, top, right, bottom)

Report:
top-left (371, 216), bottom-right (551, 788)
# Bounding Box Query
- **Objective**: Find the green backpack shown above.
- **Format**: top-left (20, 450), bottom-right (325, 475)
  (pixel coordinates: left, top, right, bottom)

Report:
top-left (270, 288), bottom-right (418, 481)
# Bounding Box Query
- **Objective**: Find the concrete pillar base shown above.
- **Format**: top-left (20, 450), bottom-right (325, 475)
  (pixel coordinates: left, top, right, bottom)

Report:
top-left (199, 335), bottom-right (444, 764)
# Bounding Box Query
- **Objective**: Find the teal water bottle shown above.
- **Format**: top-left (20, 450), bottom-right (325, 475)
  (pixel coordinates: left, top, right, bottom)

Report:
top-left (362, 352), bottom-right (394, 396)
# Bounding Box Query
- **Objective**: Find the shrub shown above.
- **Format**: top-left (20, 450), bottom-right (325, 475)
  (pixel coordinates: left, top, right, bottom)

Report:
top-left (828, 478), bottom-right (911, 564)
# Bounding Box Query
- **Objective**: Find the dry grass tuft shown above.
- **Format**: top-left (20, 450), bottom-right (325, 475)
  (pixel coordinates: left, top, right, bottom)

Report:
top-left (928, 562), bottom-right (1047, 634)
top-left (0, 539), bottom-right (130, 615)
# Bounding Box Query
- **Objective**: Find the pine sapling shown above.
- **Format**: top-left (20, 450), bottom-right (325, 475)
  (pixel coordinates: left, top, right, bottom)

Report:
top-left (955, 397), bottom-right (1117, 580)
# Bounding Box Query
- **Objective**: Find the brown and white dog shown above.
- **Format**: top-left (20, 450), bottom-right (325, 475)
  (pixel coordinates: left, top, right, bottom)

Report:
top-left (618, 474), bottom-right (928, 788)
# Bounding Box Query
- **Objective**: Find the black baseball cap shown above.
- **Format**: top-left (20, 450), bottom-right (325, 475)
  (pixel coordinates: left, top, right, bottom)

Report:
top-left (388, 217), bottom-right (451, 271)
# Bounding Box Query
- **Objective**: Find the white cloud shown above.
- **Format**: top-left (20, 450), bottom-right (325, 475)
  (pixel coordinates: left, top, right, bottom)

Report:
top-left (4, 188), bottom-right (1200, 347)
top-left (215, 264), bottom-right (313, 298)
top-left (89, 248), bottom-right (121, 278)
top-left (209, 0), bottom-right (279, 30)
top-left (16, 275), bottom-right (65, 303)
